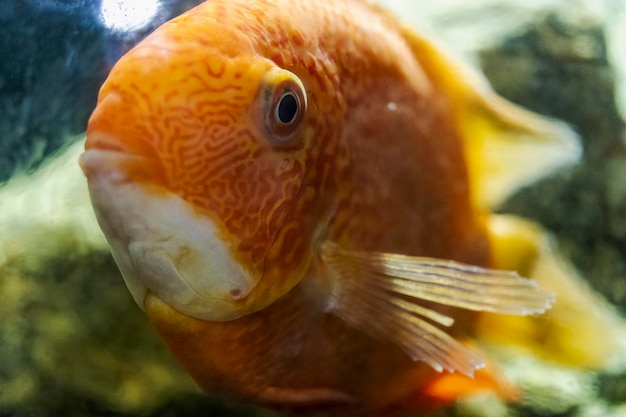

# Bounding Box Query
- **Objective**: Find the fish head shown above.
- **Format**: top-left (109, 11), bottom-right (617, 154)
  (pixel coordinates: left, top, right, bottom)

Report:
top-left (80, 3), bottom-right (345, 321)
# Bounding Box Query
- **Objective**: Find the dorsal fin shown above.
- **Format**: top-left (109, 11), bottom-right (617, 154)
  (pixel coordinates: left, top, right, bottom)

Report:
top-left (398, 25), bottom-right (582, 208)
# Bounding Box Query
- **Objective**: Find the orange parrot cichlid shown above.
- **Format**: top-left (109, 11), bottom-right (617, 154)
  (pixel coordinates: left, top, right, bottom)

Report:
top-left (79, 0), bottom-right (615, 415)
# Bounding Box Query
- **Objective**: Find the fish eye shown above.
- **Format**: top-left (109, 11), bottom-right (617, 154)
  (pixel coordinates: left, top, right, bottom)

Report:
top-left (276, 92), bottom-right (298, 124)
top-left (253, 68), bottom-right (307, 146)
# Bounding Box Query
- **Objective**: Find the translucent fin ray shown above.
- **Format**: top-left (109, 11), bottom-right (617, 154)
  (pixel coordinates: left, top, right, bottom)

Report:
top-left (332, 268), bottom-right (484, 375)
top-left (321, 242), bottom-right (554, 376)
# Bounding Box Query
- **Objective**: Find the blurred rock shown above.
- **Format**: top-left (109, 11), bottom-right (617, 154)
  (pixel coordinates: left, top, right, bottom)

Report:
top-left (0, 142), bottom-right (199, 416)
top-left (482, 12), bottom-right (626, 310)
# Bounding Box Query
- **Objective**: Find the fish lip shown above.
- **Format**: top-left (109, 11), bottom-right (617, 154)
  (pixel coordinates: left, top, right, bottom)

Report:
top-left (79, 142), bottom-right (165, 188)
top-left (79, 149), bottom-right (147, 185)
top-left (82, 131), bottom-right (171, 188)
top-left (85, 132), bottom-right (131, 154)
top-left (81, 132), bottom-right (136, 179)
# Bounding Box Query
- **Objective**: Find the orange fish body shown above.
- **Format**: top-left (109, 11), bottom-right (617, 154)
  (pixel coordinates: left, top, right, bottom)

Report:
top-left (80, 0), bottom-right (590, 415)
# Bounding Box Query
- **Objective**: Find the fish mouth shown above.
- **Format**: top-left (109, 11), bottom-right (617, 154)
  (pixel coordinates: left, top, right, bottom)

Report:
top-left (81, 134), bottom-right (258, 321)
top-left (84, 132), bottom-right (130, 154)
top-left (80, 132), bottom-right (165, 186)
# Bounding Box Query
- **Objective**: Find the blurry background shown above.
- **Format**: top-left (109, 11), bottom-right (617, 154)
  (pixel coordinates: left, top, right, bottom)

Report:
top-left (0, 0), bottom-right (205, 182)
top-left (0, 1), bottom-right (625, 416)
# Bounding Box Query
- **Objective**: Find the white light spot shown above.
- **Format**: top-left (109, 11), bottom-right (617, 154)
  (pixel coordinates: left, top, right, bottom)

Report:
top-left (387, 102), bottom-right (397, 111)
top-left (100, 0), bottom-right (161, 32)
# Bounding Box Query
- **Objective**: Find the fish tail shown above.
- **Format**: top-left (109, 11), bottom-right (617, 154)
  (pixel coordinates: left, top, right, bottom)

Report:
top-left (477, 214), bottom-right (624, 369)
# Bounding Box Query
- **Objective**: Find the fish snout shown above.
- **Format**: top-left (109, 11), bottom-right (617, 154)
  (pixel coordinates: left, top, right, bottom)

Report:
top-left (81, 90), bottom-right (169, 186)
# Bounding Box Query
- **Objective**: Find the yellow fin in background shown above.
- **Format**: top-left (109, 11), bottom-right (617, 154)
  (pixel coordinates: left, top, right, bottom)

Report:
top-left (398, 25), bottom-right (582, 208)
top-left (479, 214), bottom-right (624, 369)
top-left (320, 242), bottom-right (553, 377)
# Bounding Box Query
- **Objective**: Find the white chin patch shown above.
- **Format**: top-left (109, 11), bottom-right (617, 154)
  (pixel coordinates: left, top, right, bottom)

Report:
top-left (80, 149), bottom-right (257, 321)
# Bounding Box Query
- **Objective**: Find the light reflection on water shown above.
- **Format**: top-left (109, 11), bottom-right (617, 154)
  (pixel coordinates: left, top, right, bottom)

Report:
top-left (99, 0), bottom-right (162, 32)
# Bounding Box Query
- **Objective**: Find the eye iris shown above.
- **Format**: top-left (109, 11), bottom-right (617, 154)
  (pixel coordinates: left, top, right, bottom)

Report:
top-left (276, 92), bottom-right (298, 124)
top-left (255, 69), bottom-right (307, 145)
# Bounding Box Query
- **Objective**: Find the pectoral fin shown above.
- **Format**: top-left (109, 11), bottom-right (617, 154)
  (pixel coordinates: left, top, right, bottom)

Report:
top-left (320, 242), bottom-right (553, 376)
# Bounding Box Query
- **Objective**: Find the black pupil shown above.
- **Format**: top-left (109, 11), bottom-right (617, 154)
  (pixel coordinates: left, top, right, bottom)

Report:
top-left (277, 92), bottom-right (298, 124)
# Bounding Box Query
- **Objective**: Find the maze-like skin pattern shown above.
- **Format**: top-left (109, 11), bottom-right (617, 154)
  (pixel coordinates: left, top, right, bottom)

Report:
top-left (85, 0), bottom-right (493, 412)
